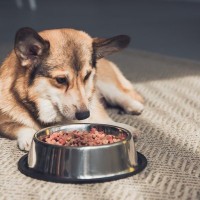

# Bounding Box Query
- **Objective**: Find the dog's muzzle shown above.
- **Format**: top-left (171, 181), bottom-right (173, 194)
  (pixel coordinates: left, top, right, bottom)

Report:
top-left (75, 111), bottom-right (90, 120)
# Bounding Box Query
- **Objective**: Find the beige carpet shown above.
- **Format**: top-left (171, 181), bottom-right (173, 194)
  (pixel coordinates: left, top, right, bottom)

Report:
top-left (0, 49), bottom-right (200, 200)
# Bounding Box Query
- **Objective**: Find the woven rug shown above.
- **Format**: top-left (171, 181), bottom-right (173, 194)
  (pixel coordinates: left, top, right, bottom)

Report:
top-left (0, 49), bottom-right (200, 200)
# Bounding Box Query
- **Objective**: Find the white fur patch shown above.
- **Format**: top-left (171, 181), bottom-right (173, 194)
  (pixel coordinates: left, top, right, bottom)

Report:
top-left (37, 99), bottom-right (62, 123)
top-left (125, 99), bottom-right (144, 113)
top-left (97, 82), bottom-right (144, 113)
top-left (17, 127), bottom-right (36, 151)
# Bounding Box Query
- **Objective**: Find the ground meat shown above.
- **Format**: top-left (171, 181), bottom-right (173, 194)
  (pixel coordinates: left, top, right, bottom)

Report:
top-left (40, 128), bottom-right (126, 146)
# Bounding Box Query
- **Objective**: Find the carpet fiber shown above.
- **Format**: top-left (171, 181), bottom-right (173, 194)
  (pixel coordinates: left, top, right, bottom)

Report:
top-left (0, 49), bottom-right (200, 200)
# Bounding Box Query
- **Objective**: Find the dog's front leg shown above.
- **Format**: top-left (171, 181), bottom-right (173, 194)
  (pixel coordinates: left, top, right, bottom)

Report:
top-left (0, 123), bottom-right (37, 151)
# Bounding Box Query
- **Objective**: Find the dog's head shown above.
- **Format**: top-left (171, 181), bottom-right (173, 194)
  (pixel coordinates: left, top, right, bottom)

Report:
top-left (14, 27), bottom-right (130, 123)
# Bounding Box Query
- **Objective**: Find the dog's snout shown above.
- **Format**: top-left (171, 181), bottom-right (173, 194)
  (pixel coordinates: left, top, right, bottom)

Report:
top-left (75, 110), bottom-right (90, 120)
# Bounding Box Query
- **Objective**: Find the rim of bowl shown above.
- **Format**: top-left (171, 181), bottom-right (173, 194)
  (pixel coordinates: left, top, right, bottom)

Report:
top-left (33, 123), bottom-right (133, 149)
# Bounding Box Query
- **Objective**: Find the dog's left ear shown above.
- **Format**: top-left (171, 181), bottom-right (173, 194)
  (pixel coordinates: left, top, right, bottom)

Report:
top-left (93, 35), bottom-right (130, 59)
top-left (14, 27), bottom-right (50, 67)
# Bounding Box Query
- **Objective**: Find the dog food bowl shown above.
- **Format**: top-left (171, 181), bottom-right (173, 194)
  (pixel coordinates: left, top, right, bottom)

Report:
top-left (18, 123), bottom-right (147, 183)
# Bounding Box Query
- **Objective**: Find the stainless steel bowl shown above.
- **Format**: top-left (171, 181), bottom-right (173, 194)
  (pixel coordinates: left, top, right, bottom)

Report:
top-left (18, 123), bottom-right (147, 183)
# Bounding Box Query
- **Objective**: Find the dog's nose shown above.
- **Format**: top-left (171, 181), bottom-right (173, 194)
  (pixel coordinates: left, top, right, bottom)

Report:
top-left (75, 110), bottom-right (90, 120)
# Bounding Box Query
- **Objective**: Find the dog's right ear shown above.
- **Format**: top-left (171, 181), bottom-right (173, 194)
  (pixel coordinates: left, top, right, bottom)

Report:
top-left (14, 27), bottom-right (50, 67)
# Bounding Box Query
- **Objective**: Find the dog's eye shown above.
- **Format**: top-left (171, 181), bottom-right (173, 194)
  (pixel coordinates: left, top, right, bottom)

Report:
top-left (84, 71), bottom-right (91, 82)
top-left (55, 77), bottom-right (68, 85)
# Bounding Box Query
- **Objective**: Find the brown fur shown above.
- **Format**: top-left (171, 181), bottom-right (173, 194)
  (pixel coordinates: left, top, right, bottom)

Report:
top-left (0, 27), bottom-right (144, 150)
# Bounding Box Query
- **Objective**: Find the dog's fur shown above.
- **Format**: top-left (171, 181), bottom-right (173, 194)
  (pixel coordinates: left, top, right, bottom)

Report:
top-left (0, 27), bottom-right (144, 151)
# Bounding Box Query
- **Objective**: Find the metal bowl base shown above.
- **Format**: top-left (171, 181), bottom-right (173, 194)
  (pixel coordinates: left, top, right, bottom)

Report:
top-left (18, 152), bottom-right (147, 183)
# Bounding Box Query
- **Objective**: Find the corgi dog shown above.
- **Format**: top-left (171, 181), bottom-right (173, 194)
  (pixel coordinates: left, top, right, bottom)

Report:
top-left (0, 27), bottom-right (144, 151)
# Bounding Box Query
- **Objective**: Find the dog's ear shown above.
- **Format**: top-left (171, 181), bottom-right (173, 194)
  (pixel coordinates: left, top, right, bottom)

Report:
top-left (14, 27), bottom-right (50, 66)
top-left (93, 35), bottom-right (130, 59)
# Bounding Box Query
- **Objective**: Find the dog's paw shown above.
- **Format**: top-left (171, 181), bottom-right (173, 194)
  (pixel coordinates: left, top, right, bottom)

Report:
top-left (122, 100), bottom-right (144, 115)
top-left (17, 128), bottom-right (36, 151)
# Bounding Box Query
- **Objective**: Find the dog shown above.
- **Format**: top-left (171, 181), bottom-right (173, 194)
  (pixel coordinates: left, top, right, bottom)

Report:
top-left (0, 27), bottom-right (144, 151)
